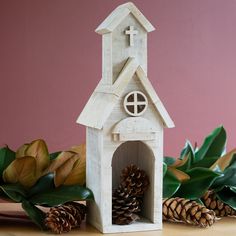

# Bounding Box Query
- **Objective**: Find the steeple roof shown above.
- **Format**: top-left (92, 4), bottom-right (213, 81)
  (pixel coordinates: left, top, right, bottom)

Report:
top-left (95, 2), bottom-right (155, 34)
top-left (77, 58), bottom-right (174, 129)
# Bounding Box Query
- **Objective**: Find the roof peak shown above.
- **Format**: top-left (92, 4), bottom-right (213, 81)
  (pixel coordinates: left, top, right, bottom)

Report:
top-left (95, 2), bottom-right (155, 35)
top-left (77, 57), bottom-right (174, 129)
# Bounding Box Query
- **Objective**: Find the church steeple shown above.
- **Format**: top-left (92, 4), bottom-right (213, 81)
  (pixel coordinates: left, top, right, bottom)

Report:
top-left (95, 2), bottom-right (155, 85)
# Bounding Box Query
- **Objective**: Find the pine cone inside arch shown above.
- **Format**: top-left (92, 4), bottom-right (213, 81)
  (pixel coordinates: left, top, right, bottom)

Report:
top-left (202, 191), bottom-right (236, 217)
top-left (112, 185), bottom-right (140, 225)
top-left (163, 197), bottom-right (217, 228)
top-left (45, 202), bottom-right (87, 234)
top-left (121, 164), bottom-right (149, 197)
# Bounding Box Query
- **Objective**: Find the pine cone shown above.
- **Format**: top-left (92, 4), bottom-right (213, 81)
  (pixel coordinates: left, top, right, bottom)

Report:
top-left (202, 191), bottom-right (236, 217)
top-left (121, 164), bottom-right (149, 197)
top-left (112, 185), bottom-right (140, 225)
top-left (45, 202), bottom-right (87, 234)
top-left (163, 198), bottom-right (217, 228)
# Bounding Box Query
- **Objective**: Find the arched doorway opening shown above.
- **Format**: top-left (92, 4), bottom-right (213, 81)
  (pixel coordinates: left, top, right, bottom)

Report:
top-left (112, 141), bottom-right (155, 224)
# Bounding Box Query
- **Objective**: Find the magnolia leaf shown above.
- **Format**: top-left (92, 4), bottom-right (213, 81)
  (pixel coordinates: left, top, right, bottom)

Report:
top-left (0, 188), bottom-right (12, 201)
top-left (180, 140), bottom-right (194, 160)
top-left (29, 185), bottom-right (94, 206)
top-left (163, 156), bottom-right (176, 166)
top-left (63, 152), bottom-right (86, 186)
top-left (0, 184), bottom-right (27, 202)
top-left (178, 142), bottom-right (195, 171)
top-left (211, 164), bottom-right (236, 190)
top-left (168, 167), bottom-right (190, 182)
top-left (49, 151), bottom-right (61, 160)
top-left (25, 139), bottom-right (50, 174)
top-left (170, 155), bottom-right (189, 169)
top-left (54, 155), bottom-right (78, 187)
top-left (191, 156), bottom-right (219, 169)
top-left (195, 126), bottom-right (226, 162)
top-left (216, 187), bottom-right (236, 210)
top-left (174, 167), bottom-right (221, 199)
top-left (0, 146), bottom-right (15, 178)
top-left (28, 173), bottom-right (55, 197)
top-left (16, 144), bottom-right (29, 158)
top-left (211, 164), bottom-right (222, 173)
top-left (163, 163), bottom-right (167, 177)
top-left (22, 200), bottom-right (46, 230)
top-left (210, 149), bottom-right (236, 172)
top-left (3, 156), bottom-right (37, 188)
top-left (70, 143), bottom-right (86, 154)
top-left (163, 170), bottom-right (181, 198)
top-left (230, 186), bottom-right (236, 194)
top-left (45, 151), bottom-right (77, 174)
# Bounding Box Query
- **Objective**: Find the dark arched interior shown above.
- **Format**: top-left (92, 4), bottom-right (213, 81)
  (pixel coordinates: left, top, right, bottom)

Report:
top-left (112, 141), bottom-right (155, 223)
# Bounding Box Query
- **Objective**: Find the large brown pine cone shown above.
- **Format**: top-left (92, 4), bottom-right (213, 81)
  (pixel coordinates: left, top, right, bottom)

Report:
top-left (202, 191), bottom-right (236, 217)
top-left (163, 197), bottom-right (217, 228)
top-left (112, 185), bottom-right (140, 225)
top-left (121, 164), bottom-right (149, 197)
top-left (45, 202), bottom-right (86, 234)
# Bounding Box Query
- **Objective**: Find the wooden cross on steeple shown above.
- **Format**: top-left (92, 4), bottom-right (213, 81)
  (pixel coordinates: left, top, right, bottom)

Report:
top-left (125, 26), bottom-right (138, 46)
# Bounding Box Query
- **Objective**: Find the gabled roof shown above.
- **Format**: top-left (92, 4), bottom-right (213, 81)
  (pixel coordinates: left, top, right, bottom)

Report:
top-left (77, 57), bottom-right (175, 129)
top-left (95, 2), bottom-right (155, 34)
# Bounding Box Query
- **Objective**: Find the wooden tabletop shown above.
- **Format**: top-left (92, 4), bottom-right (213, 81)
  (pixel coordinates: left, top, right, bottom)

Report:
top-left (0, 203), bottom-right (235, 236)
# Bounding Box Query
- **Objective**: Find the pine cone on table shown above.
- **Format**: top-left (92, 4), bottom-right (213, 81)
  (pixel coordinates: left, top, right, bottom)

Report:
top-left (202, 191), bottom-right (236, 217)
top-left (45, 202), bottom-right (86, 234)
top-left (112, 184), bottom-right (140, 225)
top-left (163, 197), bottom-right (217, 228)
top-left (120, 164), bottom-right (149, 197)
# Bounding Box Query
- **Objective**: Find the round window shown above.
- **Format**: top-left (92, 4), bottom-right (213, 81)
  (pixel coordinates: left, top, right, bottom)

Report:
top-left (123, 91), bottom-right (148, 116)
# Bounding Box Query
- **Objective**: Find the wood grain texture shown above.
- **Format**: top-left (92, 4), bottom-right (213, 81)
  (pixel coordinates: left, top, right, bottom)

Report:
top-left (76, 2), bottom-right (174, 233)
top-left (82, 73), bottom-right (166, 233)
top-left (77, 59), bottom-right (174, 129)
top-left (95, 2), bottom-right (155, 34)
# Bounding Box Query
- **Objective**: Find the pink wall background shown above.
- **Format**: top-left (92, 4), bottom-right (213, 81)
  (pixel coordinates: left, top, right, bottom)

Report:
top-left (1, 0), bottom-right (236, 157)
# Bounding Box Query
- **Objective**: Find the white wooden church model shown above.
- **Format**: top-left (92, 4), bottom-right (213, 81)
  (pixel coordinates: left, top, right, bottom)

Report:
top-left (77, 2), bottom-right (174, 233)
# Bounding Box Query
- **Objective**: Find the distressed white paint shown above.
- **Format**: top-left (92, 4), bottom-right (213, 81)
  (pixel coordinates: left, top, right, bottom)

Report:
top-left (77, 58), bottom-right (174, 129)
top-left (84, 73), bottom-right (166, 233)
top-left (76, 2), bottom-right (174, 234)
top-left (95, 2), bottom-right (155, 34)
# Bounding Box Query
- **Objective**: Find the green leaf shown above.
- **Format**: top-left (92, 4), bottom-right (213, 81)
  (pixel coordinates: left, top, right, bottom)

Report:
top-left (49, 151), bottom-right (61, 160)
top-left (216, 187), bottom-right (236, 210)
top-left (174, 167), bottom-right (221, 199)
top-left (163, 163), bottom-right (167, 177)
top-left (25, 139), bottom-right (50, 175)
top-left (212, 164), bottom-right (236, 190)
top-left (3, 156), bottom-right (38, 188)
top-left (210, 149), bottom-right (236, 172)
top-left (168, 167), bottom-right (190, 182)
top-left (29, 185), bottom-right (94, 206)
top-left (194, 198), bottom-right (204, 205)
top-left (163, 170), bottom-right (181, 198)
top-left (21, 200), bottom-right (46, 230)
top-left (163, 156), bottom-right (176, 166)
top-left (28, 173), bottom-right (55, 197)
top-left (177, 153), bottom-right (193, 172)
top-left (0, 184), bottom-right (27, 202)
top-left (195, 126), bottom-right (226, 162)
top-left (0, 146), bottom-right (15, 178)
top-left (228, 153), bottom-right (236, 168)
top-left (229, 186), bottom-right (236, 194)
top-left (180, 140), bottom-right (194, 159)
top-left (0, 188), bottom-right (12, 201)
top-left (190, 156), bottom-right (219, 169)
